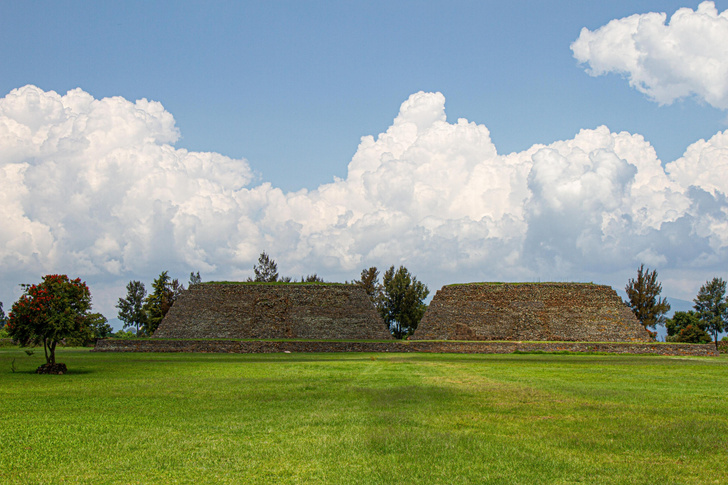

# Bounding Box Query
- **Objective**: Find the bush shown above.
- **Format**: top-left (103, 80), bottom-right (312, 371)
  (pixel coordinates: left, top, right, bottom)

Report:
top-left (666, 324), bottom-right (712, 344)
top-left (112, 330), bottom-right (138, 339)
top-left (665, 311), bottom-right (711, 343)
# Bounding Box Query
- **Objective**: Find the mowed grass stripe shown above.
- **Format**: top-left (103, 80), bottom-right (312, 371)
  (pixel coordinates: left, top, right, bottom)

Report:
top-left (1, 349), bottom-right (726, 484)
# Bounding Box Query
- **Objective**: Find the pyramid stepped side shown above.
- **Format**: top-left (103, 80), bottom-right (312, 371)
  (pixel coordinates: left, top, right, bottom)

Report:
top-left (412, 283), bottom-right (650, 342)
top-left (153, 283), bottom-right (391, 340)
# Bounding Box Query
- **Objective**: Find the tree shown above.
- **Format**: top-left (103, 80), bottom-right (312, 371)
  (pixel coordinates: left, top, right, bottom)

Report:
top-left (253, 252), bottom-right (278, 282)
top-left (6, 274), bottom-right (91, 368)
top-left (625, 264), bottom-right (670, 338)
top-left (380, 265), bottom-right (429, 339)
top-left (301, 273), bottom-right (324, 282)
top-left (189, 271), bottom-right (202, 286)
top-left (665, 311), bottom-right (712, 344)
top-left (143, 271), bottom-right (184, 335)
top-left (66, 312), bottom-right (114, 347)
top-left (116, 280), bottom-right (148, 336)
top-left (357, 267), bottom-right (382, 300)
top-left (693, 277), bottom-right (728, 345)
top-left (87, 312), bottom-right (113, 339)
top-left (171, 278), bottom-right (185, 300)
top-left (0, 302), bottom-right (8, 338)
top-left (113, 329), bottom-right (137, 339)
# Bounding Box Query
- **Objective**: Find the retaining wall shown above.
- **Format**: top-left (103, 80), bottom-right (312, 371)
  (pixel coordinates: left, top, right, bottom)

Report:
top-left (94, 339), bottom-right (719, 356)
top-left (153, 283), bottom-right (391, 340)
top-left (413, 283), bottom-right (650, 342)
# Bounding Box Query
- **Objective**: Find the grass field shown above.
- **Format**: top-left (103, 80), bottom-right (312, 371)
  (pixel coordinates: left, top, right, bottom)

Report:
top-left (1, 348), bottom-right (726, 484)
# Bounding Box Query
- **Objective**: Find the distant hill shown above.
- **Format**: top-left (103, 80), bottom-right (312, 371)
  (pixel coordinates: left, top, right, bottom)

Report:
top-left (665, 296), bottom-right (693, 316)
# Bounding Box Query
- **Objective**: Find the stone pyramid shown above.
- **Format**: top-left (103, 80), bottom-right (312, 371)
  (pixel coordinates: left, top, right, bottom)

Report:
top-left (412, 283), bottom-right (650, 342)
top-left (153, 283), bottom-right (391, 340)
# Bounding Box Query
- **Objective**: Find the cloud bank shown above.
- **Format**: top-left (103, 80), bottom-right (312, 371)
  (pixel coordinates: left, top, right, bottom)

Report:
top-left (571, 1), bottom-right (728, 109)
top-left (1, 85), bottom-right (727, 317)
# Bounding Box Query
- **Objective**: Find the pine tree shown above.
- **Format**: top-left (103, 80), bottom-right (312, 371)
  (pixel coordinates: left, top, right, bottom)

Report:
top-left (625, 264), bottom-right (670, 338)
top-left (143, 271), bottom-right (184, 335)
top-left (356, 267), bottom-right (383, 308)
top-left (189, 271), bottom-right (202, 286)
top-left (253, 252), bottom-right (279, 282)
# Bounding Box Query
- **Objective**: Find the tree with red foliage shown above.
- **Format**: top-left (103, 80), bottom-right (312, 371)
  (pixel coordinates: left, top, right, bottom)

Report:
top-left (6, 275), bottom-right (91, 369)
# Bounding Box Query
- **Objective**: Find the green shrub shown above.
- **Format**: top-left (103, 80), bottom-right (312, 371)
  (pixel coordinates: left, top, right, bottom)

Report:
top-left (665, 311), bottom-right (712, 343)
top-left (112, 329), bottom-right (138, 339)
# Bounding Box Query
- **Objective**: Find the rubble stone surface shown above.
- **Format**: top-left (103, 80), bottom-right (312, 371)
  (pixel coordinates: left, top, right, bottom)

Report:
top-left (153, 283), bottom-right (391, 340)
top-left (412, 283), bottom-right (650, 342)
top-left (94, 339), bottom-right (718, 356)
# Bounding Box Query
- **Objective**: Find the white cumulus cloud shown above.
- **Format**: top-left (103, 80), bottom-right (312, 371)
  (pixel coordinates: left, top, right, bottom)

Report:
top-left (571, 1), bottom-right (728, 109)
top-left (1, 86), bottom-right (727, 320)
top-left (0, 85), bottom-right (254, 282)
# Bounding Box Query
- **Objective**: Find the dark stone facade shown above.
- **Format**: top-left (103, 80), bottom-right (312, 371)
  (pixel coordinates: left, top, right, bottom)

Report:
top-left (94, 339), bottom-right (718, 356)
top-left (413, 283), bottom-right (651, 342)
top-left (153, 283), bottom-right (391, 340)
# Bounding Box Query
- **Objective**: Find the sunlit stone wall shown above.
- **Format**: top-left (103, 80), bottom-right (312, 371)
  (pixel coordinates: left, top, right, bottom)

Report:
top-left (153, 283), bottom-right (391, 340)
top-left (413, 283), bottom-right (650, 342)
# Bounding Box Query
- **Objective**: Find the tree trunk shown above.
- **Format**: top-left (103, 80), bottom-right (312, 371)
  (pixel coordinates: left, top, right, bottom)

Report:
top-left (48, 340), bottom-right (56, 364)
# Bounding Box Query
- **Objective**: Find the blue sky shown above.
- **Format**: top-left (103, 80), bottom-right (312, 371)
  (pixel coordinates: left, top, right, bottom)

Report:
top-left (3, 0), bottom-right (726, 191)
top-left (1, 1), bottom-right (728, 330)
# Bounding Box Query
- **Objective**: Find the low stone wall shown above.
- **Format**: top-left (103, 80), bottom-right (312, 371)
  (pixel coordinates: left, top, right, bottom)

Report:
top-left (414, 283), bottom-right (650, 342)
top-left (154, 283), bottom-right (390, 340)
top-left (94, 339), bottom-right (719, 356)
top-left (718, 341), bottom-right (727, 354)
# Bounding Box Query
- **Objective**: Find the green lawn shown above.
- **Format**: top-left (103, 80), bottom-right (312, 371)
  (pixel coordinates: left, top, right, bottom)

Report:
top-left (1, 349), bottom-right (726, 484)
